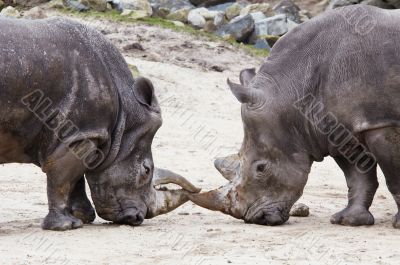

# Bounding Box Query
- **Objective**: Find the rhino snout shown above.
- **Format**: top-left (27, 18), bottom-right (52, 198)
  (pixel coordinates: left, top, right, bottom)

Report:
top-left (244, 201), bottom-right (291, 226)
top-left (116, 208), bottom-right (145, 226)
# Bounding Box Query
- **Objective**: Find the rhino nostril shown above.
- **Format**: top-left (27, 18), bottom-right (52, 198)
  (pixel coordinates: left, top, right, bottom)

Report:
top-left (248, 211), bottom-right (285, 226)
top-left (117, 210), bottom-right (144, 226)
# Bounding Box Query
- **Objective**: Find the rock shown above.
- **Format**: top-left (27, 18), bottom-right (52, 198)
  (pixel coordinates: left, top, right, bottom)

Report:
top-left (254, 39), bottom-right (271, 51)
top-left (265, 14), bottom-right (288, 36)
top-left (225, 2), bottom-right (241, 20)
top-left (120, 9), bottom-right (150, 18)
top-left (190, 7), bottom-right (220, 20)
top-left (361, 0), bottom-right (399, 8)
top-left (123, 42), bottom-right (145, 51)
top-left (240, 3), bottom-right (273, 17)
top-left (273, 0), bottom-right (301, 23)
top-left (116, 0), bottom-right (153, 16)
top-left (204, 20), bottom-right (216, 32)
top-left (386, 0), bottom-right (400, 8)
top-left (0, 6), bottom-right (21, 17)
top-left (289, 203), bottom-right (310, 217)
top-left (248, 14), bottom-right (288, 44)
top-left (23, 6), bottom-right (47, 19)
top-left (188, 8), bottom-right (206, 28)
top-left (217, 14), bottom-right (254, 42)
top-left (47, 0), bottom-right (65, 9)
top-left (13, 0), bottom-right (48, 7)
top-left (265, 35), bottom-right (280, 47)
top-left (213, 11), bottom-right (225, 26)
top-left (327, 0), bottom-right (360, 9)
top-left (208, 2), bottom-right (233, 11)
top-left (150, 0), bottom-right (194, 17)
top-left (210, 65), bottom-right (226, 72)
top-left (172, 20), bottom-right (185, 27)
top-left (287, 19), bottom-right (299, 31)
top-left (145, 52), bottom-right (162, 62)
top-left (189, 0), bottom-right (233, 7)
top-left (360, 0), bottom-right (390, 8)
top-left (80, 0), bottom-right (107, 11)
top-left (0, 0), bottom-right (4, 9)
top-left (128, 64), bottom-right (140, 78)
top-left (63, 0), bottom-right (90, 11)
top-left (299, 9), bottom-right (310, 22)
top-left (166, 7), bottom-right (191, 22)
top-left (263, 35), bottom-right (279, 48)
top-left (249, 11), bottom-right (266, 23)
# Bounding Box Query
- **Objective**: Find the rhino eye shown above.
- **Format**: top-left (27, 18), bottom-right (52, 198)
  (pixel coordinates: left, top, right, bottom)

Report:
top-left (254, 161), bottom-right (271, 175)
top-left (144, 165), bottom-right (150, 175)
top-left (256, 164), bottom-right (266, 172)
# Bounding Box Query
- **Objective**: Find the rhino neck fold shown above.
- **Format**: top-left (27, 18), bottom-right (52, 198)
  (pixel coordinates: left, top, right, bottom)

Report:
top-left (89, 99), bottom-right (126, 173)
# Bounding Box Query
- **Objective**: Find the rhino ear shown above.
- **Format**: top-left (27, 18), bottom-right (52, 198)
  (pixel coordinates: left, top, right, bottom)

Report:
top-left (227, 79), bottom-right (252, 104)
top-left (239, 68), bottom-right (256, 86)
top-left (133, 77), bottom-right (160, 112)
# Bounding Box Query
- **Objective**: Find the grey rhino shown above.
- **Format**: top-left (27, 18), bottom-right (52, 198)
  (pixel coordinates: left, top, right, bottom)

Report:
top-left (0, 17), bottom-right (199, 231)
top-left (190, 5), bottom-right (400, 228)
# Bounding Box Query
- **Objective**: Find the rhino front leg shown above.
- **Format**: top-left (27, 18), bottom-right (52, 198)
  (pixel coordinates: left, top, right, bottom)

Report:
top-left (68, 176), bottom-right (96, 224)
top-left (41, 143), bottom-right (89, 231)
top-left (330, 156), bottom-right (378, 226)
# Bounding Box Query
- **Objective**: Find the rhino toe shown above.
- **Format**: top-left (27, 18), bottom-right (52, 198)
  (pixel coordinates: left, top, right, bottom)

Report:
top-left (330, 206), bottom-right (374, 226)
top-left (42, 210), bottom-right (84, 231)
top-left (71, 204), bottom-right (96, 224)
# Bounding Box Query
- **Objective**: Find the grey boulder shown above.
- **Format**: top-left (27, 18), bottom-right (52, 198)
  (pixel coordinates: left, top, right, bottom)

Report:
top-left (273, 0), bottom-right (301, 23)
top-left (217, 14), bottom-right (254, 42)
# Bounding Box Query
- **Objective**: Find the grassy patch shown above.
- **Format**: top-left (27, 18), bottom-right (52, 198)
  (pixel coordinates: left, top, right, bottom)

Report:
top-left (58, 8), bottom-right (269, 58)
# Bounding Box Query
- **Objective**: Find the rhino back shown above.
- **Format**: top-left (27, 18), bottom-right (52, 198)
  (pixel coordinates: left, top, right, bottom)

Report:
top-left (260, 5), bottom-right (400, 133)
top-left (0, 17), bottom-right (131, 161)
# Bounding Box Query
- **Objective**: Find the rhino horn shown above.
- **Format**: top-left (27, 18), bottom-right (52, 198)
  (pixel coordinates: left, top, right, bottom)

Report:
top-left (188, 184), bottom-right (244, 219)
top-left (214, 154), bottom-right (240, 182)
top-left (227, 79), bottom-right (263, 105)
top-left (146, 168), bottom-right (201, 218)
top-left (239, 68), bottom-right (256, 86)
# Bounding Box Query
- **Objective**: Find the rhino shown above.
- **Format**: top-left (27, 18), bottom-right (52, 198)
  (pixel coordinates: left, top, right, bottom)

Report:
top-left (190, 5), bottom-right (400, 228)
top-left (0, 17), bottom-right (200, 231)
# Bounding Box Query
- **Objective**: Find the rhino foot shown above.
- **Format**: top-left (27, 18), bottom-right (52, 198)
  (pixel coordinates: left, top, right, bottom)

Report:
top-left (42, 210), bottom-right (84, 231)
top-left (70, 203), bottom-right (96, 224)
top-left (330, 206), bottom-right (374, 226)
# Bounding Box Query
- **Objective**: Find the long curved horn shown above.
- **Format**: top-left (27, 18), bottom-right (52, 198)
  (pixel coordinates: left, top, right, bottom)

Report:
top-left (153, 168), bottom-right (201, 193)
top-left (146, 168), bottom-right (201, 218)
top-left (146, 189), bottom-right (190, 218)
top-left (188, 184), bottom-right (244, 219)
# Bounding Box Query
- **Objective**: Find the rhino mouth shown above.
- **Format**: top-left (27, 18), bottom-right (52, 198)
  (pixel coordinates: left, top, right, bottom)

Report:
top-left (244, 200), bottom-right (291, 226)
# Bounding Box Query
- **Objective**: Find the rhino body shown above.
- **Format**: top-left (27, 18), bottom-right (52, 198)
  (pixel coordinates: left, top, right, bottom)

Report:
top-left (0, 17), bottom-right (198, 230)
top-left (190, 5), bottom-right (400, 228)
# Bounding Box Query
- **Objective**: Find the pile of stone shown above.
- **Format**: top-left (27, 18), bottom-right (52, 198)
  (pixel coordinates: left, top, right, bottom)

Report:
top-left (0, 0), bottom-right (308, 51)
top-left (149, 0), bottom-right (307, 50)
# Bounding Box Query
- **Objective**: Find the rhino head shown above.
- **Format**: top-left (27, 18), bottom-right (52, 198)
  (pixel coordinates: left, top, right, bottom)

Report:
top-left (86, 77), bottom-right (200, 226)
top-left (189, 69), bottom-right (311, 225)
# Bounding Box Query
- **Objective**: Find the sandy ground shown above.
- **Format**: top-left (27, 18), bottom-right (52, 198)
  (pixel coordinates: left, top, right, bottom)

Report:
top-left (1, 14), bottom-right (400, 265)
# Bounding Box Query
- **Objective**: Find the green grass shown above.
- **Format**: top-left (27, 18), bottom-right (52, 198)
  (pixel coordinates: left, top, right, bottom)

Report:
top-left (58, 8), bottom-right (269, 58)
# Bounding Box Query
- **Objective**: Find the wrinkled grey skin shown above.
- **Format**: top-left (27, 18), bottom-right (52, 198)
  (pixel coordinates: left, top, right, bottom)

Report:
top-left (0, 17), bottom-right (199, 231)
top-left (190, 6), bottom-right (400, 228)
